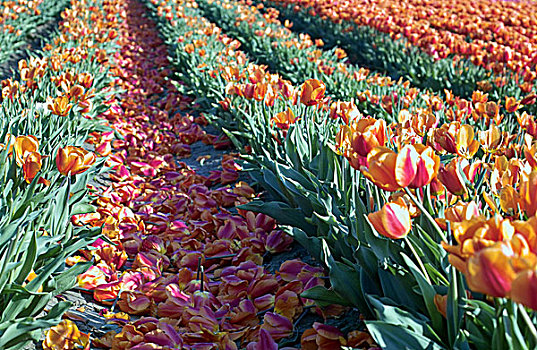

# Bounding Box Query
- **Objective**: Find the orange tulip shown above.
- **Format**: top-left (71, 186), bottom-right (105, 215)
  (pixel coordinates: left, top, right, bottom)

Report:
top-left (336, 117), bottom-right (387, 169)
top-left (478, 124), bottom-right (503, 153)
top-left (300, 79), bottom-right (325, 106)
top-left (329, 100), bottom-right (361, 124)
top-left (56, 146), bottom-right (96, 176)
top-left (43, 320), bottom-right (90, 350)
top-left (466, 243), bottom-right (517, 297)
top-left (271, 107), bottom-right (298, 130)
top-left (520, 171), bottom-right (537, 217)
top-left (434, 122), bottom-right (479, 158)
top-left (505, 96), bottom-right (520, 113)
top-left (14, 135), bottom-right (39, 166)
top-left (22, 152), bottom-right (42, 183)
top-left (361, 147), bottom-right (400, 191)
top-left (437, 158), bottom-right (468, 196)
top-left (433, 294), bottom-right (448, 318)
top-left (368, 197), bottom-right (411, 239)
top-left (511, 269), bottom-right (537, 311)
top-left (49, 95), bottom-right (72, 116)
top-left (361, 144), bottom-right (439, 191)
top-left (396, 144), bottom-right (440, 188)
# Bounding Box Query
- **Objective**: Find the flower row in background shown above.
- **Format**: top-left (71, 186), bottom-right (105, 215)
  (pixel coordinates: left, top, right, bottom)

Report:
top-left (259, 0), bottom-right (537, 107)
top-left (0, 0), bottom-right (71, 64)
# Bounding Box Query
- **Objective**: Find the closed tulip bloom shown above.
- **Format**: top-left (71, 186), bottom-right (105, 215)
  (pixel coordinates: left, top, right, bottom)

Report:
top-left (520, 171), bottom-right (537, 217)
top-left (511, 269), bottom-right (537, 311)
top-left (361, 147), bottom-right (400, 191)
top-left (437, 158), bottom-right (468, 196)
top-left (22, 151), bottom-right (42, 183)
top-left (14, 135), bottom-right (39, 167)
top-left (300, 79), bottom-right (325, 106)
top-left (505, 96), bottom-right (520, 113)
top-left (396, 144), bottom-right (440, 188)
top-left (368, 197), bottom-right (411, 239)
top-left (466, 243), bottom-right (517, 298)
top-left (56, 146), bottom-right (96, 176)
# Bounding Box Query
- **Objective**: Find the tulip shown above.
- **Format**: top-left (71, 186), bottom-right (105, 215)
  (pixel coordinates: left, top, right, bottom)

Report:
top-left (329, 100), bottom-right (361, 124)
top-left (14, 135), bottom-right (39, 166)
top-left (362, 145), bottom-right (439, 191)
top-left (478, 123), bottom-right (503, 153)
top-left (520, 171), bottom-right (537, 217)
top-left (505, 96), bottom-right (520, 113)
top-left (368, 197), bottom-right (411, 239)
top-left (396, 144), bottom-right (440, 188)
top-left (434, 122), bottom-right (479, 158)
top-left (437, 158), bottom-right (469, 196)
top-left (22, 151), bottom-right (42, 183)
top-left (510, 269), bottom-right (537, 311)
top-left (43, 320), bottom-right (90, 350)
top-left (56, 146), bottom-right (96, 176)
top-left (466, 244), bottom-right (517, 297)
top-left (49, 95), bottom-right (72, 116)
top-left (271, 107), bottom-right (297, 131)
top-left (336, 118), bottom-right (387, 169)
top-left (300, 79), bottom-right (325, 106)
top-left (434, 294), bottom-right (448, 318)
top-left (361, 147), bottom-right (400, 191)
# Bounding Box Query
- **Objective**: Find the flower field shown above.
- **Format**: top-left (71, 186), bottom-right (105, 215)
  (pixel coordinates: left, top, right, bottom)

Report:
top-left (0, 0), bottom-right (537, 348)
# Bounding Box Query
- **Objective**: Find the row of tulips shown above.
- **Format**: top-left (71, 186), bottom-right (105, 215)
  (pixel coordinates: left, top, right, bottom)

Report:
top-left (193, 0), bottom-right (537, 137)
top-left (150, 0), bottom-right (537, 348)
top-left (0, 0), bottom-right (121, 347)
top-left (257, 0), bottom-right (537, 107)
top-left (0, 0), bottom-right (71, 66)
top-left (261, 0), bottom-right (537, 79)
top-left (38, 0), bottom-right (378, 348)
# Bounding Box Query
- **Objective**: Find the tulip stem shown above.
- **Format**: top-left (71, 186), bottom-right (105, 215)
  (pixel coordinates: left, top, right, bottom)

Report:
top-left (404, 236), bottom-right (431, 284)
top-left (403, 187), bottom-right (447, 243)
top-left (518, 304), bottom-right (537, 344)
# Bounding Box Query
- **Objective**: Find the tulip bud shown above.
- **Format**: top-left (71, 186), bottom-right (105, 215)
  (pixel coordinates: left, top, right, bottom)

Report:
top-left (437, 158), bottom-right (468, 196)
top-left (511, 269), bottom-right (537, 311)
top-left (368, 198), bottom-right (411, 239)
top-left (300, 79), bottom-right (325, 106)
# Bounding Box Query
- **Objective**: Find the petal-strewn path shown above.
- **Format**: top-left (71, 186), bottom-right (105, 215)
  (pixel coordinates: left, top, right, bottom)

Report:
top-left (64, 0), bottom-right (357, 348)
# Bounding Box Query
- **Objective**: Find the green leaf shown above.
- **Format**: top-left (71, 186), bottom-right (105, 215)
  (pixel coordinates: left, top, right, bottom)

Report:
top-left (366, 321), bottom-right (445, 350)
top-left (401, 253), bottom-right (443, 333)
top-left (238, 200), bottom-right (316, 234)
top-left (300, 285), bottom-right (353, 307)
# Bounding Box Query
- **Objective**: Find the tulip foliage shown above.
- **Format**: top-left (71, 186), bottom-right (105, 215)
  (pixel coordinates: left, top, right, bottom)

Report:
top-left (0, 0), bottom-right (118, 347)
top-left (149, 0), bottom-right (537, 348)
top-left (260, 0), bottom-right (537, 110)
top-left (2, 0), bottom-right (537, 347)
top-left (0, 0), bottom-right (71, 65)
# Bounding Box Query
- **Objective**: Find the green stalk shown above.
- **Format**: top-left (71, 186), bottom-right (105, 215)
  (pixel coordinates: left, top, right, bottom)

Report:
top-left (519, 303), bottom-right (537, 345)
top-left (404, 187), bottom-right (447, 243)
top-left (404, 236), bottom-right (431, 284)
